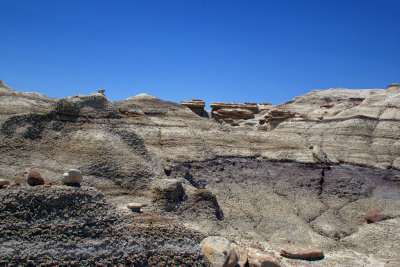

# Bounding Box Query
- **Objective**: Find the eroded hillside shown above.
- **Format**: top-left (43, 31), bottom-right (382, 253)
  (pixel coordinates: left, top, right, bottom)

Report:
top-left (1, 80), bottom-right (399, 266)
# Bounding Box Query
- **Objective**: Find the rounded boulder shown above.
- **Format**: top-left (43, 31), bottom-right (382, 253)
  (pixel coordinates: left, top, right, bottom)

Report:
top-left (27, 170), bottom-right (45, 186)
top-left (62, 169), bottom-right (83, 185)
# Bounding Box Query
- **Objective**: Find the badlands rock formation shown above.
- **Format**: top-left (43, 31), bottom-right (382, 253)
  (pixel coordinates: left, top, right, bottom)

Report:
top-left (0, 79), bottom-right (400, 265)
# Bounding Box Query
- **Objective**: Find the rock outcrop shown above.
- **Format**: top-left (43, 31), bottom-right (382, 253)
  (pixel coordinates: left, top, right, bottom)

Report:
top-left (210, 102), bottom-right (259, 125)
top-left (180, 99), bottom-right (207, 117)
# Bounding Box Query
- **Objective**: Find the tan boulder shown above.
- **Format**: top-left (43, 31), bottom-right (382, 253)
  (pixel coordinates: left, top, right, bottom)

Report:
top-left (280, 246), bottom-right (324, 260)
top-left (200, 236), bottom-right (237, 267)
top-left (246, 248), bottom-right (280, 267)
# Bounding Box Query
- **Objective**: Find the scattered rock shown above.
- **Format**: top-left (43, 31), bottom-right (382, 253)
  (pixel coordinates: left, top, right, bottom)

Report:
top-left (246, 248), bottom-right (280, 267)
top-left (200, 236), bottom-right (237, 267)
top-left (0, 179), bottom-right (10, 187)
top-left (27, 170), bottom-right (45, 186)
top-left (280, 246), bottom-right (324, 260)
top-left (62, 169), bottom-right (83, 185)
top-left (366, 209), bottom-right (386, 224)
top-left (127, 203), bottom-right (145, 212)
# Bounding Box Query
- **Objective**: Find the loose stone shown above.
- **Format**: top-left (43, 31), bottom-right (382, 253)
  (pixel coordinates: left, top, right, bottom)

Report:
top-left (27, 170), bottom-right (45, 186)
top-left (280, 246), bottom-right (324, 260)
top-left (62, 169), bottom-right (83, 185)
top-left (127, 203), bottom-right (145, 212)
top-left (366, 210), bottom-right (386, 224)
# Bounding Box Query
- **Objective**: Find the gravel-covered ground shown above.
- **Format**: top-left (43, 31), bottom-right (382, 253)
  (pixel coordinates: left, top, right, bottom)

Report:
top-left (0, 185), bottom-right (209, 266)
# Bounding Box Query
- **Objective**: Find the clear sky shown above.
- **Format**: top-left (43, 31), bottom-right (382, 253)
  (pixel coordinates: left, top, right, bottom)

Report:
top-left (1, 0), bottom-right (399, 105)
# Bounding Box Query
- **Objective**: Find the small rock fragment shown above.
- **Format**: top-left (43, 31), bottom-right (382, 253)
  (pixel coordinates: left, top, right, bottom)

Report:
top-left (27, 170), bottom-right (45, 186)
top-left (247, 248), bottom-right (280, 267)
top-left (0, 179), bottom-right (11, 187)
top-left (62, 169), bottom-right (83, 185)
top-left (127, 203), bottom-right (145, 212)
top-left (280, 246), bottom-right (324, 260)
top-left (366, 209), bottom-right (386, 224)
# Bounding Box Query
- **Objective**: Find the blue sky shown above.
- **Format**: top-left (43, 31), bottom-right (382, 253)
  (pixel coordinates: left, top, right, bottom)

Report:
top-left (1, 0), bottom-right (399, 105)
